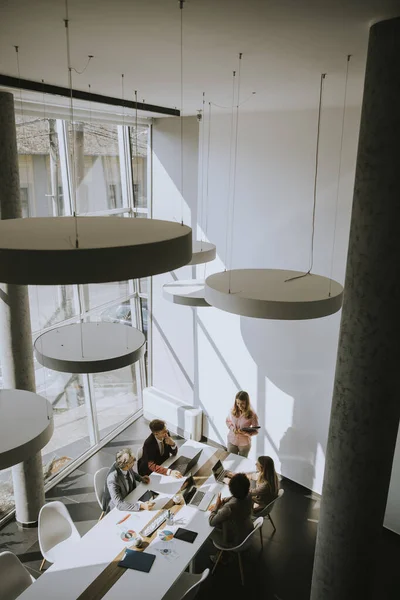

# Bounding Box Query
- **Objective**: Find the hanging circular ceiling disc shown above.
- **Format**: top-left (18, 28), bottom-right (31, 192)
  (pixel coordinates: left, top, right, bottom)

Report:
top-left (0, 390), bottom-right (53, 470)
top-left (188, 241), bottom-right (216, 265)
top-left (34, 322), bottom-right (146, 374)
top-left (205, 269), bottom-right (343, 320)
top-left (0, 217), bottom-right (192, 285)
top-left (163, 279), bottom-right (210, 307)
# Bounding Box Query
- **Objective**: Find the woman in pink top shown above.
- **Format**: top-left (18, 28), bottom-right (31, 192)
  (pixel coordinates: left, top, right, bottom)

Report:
top-left (226, 391), bottom-right (259, 457)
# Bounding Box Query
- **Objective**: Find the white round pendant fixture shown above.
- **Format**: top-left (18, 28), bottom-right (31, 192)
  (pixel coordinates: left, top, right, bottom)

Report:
top-left (34, 322), bottom-right (146, 374)
top-left (0, 390), bottom-right (53, 470)
top-left (163, 279), bottom-right (210, 307)
top-left (0, 217), bottom-right (192, 285)
top-left (188, 241), bottom-right (216, 266)
top-left (205, 269), bottom-right (343, 320)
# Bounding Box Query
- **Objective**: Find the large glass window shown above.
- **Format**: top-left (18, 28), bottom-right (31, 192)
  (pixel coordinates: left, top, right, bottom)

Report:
top-left (0, 107), bottom-right (151, 522)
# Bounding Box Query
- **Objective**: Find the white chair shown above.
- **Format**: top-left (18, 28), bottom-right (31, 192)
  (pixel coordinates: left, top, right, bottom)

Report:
top-left (255, 488), bottom-right (284, 539)
top-left (212, 517), bottom-right (263, 586)
top-left (131, 445), bottom-right (143, 461)
top-left (38, 501), bottom-right (81, 571)
top-left (94, 466), bottom-right (110, 521)
top-left (162, 568), bottom-right (209, 600)
top-left (0, 550), bottom-right (35, 600)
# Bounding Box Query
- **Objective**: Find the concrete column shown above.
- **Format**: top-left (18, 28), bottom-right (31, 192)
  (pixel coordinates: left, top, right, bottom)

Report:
top-left (0, 91), bottom-right (45, 526)
top-left (311, 17), bottom-right (400, 600)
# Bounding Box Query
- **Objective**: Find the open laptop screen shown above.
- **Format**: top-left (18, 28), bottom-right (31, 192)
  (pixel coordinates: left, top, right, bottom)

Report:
top-left (212, 460), bottom-right (224, 479)
top-left (180, 475), bottom-right (195, 502)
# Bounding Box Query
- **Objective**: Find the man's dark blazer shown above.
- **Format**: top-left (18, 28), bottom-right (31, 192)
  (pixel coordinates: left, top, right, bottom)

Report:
top-left (137, 432), bottom-right (178, 476)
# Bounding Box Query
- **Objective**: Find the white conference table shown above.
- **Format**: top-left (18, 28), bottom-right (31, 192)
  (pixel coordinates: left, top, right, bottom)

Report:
top-left (18, 440), bottom-right (254, 600)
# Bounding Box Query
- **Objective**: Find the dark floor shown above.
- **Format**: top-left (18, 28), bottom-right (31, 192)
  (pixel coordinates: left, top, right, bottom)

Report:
top-left (1, 418), bottom-right (400, 600)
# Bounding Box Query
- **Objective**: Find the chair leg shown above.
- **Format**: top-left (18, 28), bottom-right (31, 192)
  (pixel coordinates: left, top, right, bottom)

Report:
top-left (40, 558), bottom-right (46, 571)
top-left (238, 553), bottom-right (245, 586)
top-left (211, 550), bottom-right (224, 575)
top-left (259, 526), bottom-right (264, 549)
top-left (269, 514), bottom-right (277, 532)
top-left (98, 511), bottom-right (105, 522)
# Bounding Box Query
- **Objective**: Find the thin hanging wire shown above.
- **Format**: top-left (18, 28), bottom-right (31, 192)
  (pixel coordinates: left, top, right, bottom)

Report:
top-left (210, 91), bottom-right (256, 110)
top-left (179, 0), bottom-right (184, 225)
top-left (224, 70), bottom-right (237, 273)
top-left (14, 46), bottom-right (30, 218)
top-left (285, 73), bottom-right (326, 283)
top-left (328, 55), bottom-right (351, 297)
top-left (64, 0), bottom-right (79, 248)
top-left (70, 54), bottom-right (93, 75)
top-left (228, 53), bottom-right (243, 293)
top-left (204, 100), bottom-right (212, 244)
top-left (203, 100), bottom-right (213, 282)
top-left (88, 83), bottom-right (92, 123)
top-left (121, 74), bottom-right (125, 127)
top-left (135, 89), bottom-right (139, 215)
top-left (200, 92), bottom-right (206, 247)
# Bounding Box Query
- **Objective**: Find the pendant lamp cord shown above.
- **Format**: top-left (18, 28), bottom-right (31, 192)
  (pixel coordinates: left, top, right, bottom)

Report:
top-left (224, 70), bottom-right (236, 274)
top-left (200, 92), bottom-right (206, 247)
top-left (285, 72), bottom-right (326, 283)
top-left (228, 53), bottom-right (243, 294)
top-left (64, 0), bottom-right (79, 248)
top-left (14, 46), bottom-right (29, 217)
top-left (203, 100), bottom-right (212, 281)
top-left (179, 0), bottom-right (184, 225)
top-left (328, 55), bottom-right (351, 297)
top-left (135, 89), bottom-right (139, 214)
top-left (204, 101), bottom-right (212, 258)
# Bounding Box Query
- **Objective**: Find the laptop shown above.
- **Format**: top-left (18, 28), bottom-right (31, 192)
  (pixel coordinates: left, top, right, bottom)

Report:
top-left (212, 460), bottom-right (230, 483)
top-left (180, 475), bottom-right (215, 511)
top-left (169, 450), bottom-right (203, 476)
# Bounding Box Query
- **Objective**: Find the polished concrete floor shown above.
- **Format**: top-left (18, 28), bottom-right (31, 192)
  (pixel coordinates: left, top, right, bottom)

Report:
top-left (0, 418), bottom-right (399, 600)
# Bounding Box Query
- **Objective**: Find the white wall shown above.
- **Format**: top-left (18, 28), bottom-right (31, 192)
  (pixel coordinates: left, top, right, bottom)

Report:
top-left (151, 109), bottom-right (400, 533)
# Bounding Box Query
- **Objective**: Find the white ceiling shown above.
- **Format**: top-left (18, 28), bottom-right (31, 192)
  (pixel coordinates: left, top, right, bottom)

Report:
top-left (0, 0), bottom-right (399, 115)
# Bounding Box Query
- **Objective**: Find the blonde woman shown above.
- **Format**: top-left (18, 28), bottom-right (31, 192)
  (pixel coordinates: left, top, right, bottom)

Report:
top-left (226, 456), bottom-right (279, 513)
top-left (226, 391), bottom-right (259, 458)
top-left (249, 455), bottom-right (279, 513)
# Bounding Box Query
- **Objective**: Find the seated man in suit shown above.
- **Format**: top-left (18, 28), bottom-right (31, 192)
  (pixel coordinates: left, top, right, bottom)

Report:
top-left (103, 447), bottom-right (154, 513)
top-left (208, 472), bottom-right (254, 560)
top-left (137, 419), bottom-right (183, 479)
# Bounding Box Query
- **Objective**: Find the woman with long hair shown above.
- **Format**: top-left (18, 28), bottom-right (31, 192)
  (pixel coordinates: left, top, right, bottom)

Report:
top-left (225, 390), bottom-right (259, 458)
top-left (249, 455), bottom-right (279, 513)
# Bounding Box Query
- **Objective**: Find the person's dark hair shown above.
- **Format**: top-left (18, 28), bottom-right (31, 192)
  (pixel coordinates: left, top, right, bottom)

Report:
top-left (229, 472), bottom-right (250, 500)
top-left (232, 390), bottom-right (253, 418)
top-left (149, 419), bottom-right (166, 433)
top-left (258, 456), bottom-right (279, 496)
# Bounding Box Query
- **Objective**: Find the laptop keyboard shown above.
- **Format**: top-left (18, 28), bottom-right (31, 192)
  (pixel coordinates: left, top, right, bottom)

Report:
top-left (169, 457), bottom-right (188, 472)
top-left (190, 490), bottom-right (205, 506)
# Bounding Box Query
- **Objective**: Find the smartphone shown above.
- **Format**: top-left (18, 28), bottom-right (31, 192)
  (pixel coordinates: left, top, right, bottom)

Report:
top-left (138, 490), bottom-right (159, 502)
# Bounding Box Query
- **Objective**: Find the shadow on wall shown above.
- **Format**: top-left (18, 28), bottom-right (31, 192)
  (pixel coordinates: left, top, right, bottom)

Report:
top-left (152, 312), bottom-right (226, 447)
top-left (241, 314), bottom-right (340, 491)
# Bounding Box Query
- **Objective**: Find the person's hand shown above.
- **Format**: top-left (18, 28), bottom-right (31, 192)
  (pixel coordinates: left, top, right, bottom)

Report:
top-left (233, 428), bottom-right (239, 434)
top-left (141, 501), bottom-right (155, 510)
top-left (142, 475), bottom-right (150, 484)
top-left (171, 470), bottom-right (183, 479)
top-left (226, 471), bottom-right (233, 478)
top-left (164, 435), bottom-right (175, 446)
top-left (208, 503), bottom-right (216, 512)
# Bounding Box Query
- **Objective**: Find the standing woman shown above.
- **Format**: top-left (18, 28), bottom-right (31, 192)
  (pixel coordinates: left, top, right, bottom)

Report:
top-left (226, 390), bottom-right (259, 457)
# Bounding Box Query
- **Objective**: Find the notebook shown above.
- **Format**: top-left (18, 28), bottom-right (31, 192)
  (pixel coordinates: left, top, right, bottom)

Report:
top-left (118, 548), bottom-right (156, 573)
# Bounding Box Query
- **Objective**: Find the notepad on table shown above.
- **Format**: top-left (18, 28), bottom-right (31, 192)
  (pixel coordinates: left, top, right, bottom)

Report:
top-left (118, 549), bottom-right (156, 573)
